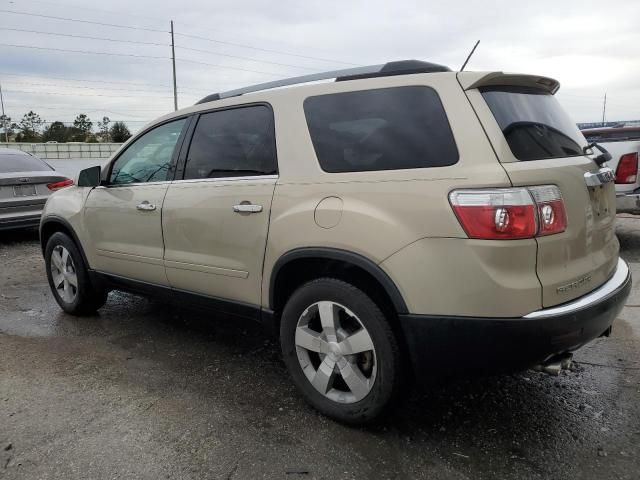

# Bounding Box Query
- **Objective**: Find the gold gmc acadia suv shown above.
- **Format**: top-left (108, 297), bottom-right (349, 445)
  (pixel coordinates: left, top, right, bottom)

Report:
top-left (40, 60), bottom-right (632, 424)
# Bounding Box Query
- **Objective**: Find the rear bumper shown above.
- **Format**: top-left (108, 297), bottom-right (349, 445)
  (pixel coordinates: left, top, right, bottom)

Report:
top-left (399, 258), bottom-right (631, 381)
top-left (0, 213), bottom-right (42, 231)
top-left (616, 191), bottom-right (640, 214)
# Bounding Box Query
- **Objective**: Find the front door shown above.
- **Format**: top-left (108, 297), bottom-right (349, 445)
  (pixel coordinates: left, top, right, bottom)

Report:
top-left (162, 105), bottom-right (277, 307)
top-left (84, 118), bottom-right (188, 285)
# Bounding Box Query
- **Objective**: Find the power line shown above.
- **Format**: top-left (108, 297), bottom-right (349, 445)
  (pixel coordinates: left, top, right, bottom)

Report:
top-left (3, 81), bottom-right (171, 94)
top-left (5, 105), bottom-right (169, 113)
top-left (9, 1), bottom-right (359, 68)
top-left (0, 43), bottom-right (169, 59)
top-left (0, 71), bottom-right (173, 88)
top-left (0, 72), bottom-right (239, 92)
top-left (5, 89), bottom-right (173, 99)
top-left (9, 0), bottom-right (168, 28)
top-left (176, 46), bottom-right (320, 71)
top-left (0, 9), bottom-right (168, 33)
top-left (175, 32), bottom-right (361, 67)
top-left (177, 58), bottom-right (282, 77)
top-left (0, 27), bottom-right (169, 47)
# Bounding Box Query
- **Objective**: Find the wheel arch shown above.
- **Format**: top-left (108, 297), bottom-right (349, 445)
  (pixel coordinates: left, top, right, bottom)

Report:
top-left (40, 216), bottom-right (90, 268)
top-left (269, 247), bottom-right (408, 316)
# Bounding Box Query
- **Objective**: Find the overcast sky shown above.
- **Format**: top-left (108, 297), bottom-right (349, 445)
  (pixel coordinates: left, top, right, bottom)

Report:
top-left (1, 0), bottom-right (638, 132)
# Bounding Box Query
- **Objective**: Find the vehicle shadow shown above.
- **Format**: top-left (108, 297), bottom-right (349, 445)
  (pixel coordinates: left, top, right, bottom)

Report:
top-left (0, 228), bottom-right (39, 246)
top-left (99, 294), bottom-right (595, 451)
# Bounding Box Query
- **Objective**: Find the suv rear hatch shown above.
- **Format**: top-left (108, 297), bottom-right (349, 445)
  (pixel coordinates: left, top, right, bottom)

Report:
top-left (460, 72), bottom-right (619, 308)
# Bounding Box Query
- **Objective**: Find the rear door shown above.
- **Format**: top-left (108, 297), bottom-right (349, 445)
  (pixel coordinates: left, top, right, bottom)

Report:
top-left (162, 104), bottom-right (277, 309)
top-left (465, 80), bottom-right (618, 308)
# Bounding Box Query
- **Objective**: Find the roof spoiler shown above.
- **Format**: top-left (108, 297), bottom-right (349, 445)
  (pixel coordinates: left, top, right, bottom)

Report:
top-left (458, 72), bottom-right (560, 94)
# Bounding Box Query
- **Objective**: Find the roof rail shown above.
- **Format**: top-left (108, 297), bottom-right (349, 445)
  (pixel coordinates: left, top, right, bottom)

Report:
top-left (195, 60), bottom-right (451, 105)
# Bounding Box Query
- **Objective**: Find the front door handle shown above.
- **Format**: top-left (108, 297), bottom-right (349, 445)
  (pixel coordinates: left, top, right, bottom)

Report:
top-left (233, 203), bottom-right (263, 213)
top-left (136, 201), bottom-right (157, 211)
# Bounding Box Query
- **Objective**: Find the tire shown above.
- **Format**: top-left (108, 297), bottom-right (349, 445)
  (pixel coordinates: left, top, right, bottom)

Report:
top-left (45, 232), bottom-right (108, 315)
top-left (280, 278), bottom-right (404, 424)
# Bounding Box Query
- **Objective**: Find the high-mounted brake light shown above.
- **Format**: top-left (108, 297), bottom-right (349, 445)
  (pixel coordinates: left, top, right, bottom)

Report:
top-left (615, 153), bottom-right (638, 184)
top-left (449, 185), bottom-right (566, 240)
top-left (47, 178), bottom-right (74, 191)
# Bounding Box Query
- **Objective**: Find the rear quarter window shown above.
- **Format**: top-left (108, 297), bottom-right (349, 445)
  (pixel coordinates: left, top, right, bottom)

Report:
top-left (303, 86), bottom-right (458, 173)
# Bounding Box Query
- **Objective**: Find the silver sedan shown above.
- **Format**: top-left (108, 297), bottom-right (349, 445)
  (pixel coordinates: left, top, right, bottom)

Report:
top-left (0, 148), bottom-right (73, 231)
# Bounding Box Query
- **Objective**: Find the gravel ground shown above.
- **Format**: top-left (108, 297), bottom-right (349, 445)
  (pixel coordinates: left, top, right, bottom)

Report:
top-left (0, 218), bottom-right (639, 479)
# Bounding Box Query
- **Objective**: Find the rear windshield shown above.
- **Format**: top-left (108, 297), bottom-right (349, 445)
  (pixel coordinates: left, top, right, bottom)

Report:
top-left (481, 86), bottom-right (585, 161)
top-left (303, 86), bottom-right (459, 172)
top-left (0, 153), bottom-right (52, 173)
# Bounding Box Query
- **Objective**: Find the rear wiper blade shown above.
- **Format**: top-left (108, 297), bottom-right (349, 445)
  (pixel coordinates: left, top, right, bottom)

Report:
top-left (583, 142), bottom-right (612, 167)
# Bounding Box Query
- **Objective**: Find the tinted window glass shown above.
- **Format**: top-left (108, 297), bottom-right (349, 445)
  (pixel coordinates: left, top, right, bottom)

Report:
top-left (303, 86), bottom-right (458, 172)
top-left (0, 153), bottom-right (52, 173)
top-left (110, 119), bottom-right (186, 185)
top-left (184, 105), bottom-right (276, 179)
top-left (481, 87), bottom-right (585, 161)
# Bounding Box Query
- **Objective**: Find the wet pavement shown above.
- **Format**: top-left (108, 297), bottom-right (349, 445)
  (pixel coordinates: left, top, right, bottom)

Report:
top-left (1, 219), bottom-right (639, 480)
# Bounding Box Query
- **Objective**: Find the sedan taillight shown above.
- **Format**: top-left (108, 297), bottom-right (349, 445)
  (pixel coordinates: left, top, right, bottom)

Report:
top-left (614, 152), bottom-right (638, 184)
top-left (449, 185), bottom-right (566, 240)
top-left (47, 178), bottom-right (74, 191)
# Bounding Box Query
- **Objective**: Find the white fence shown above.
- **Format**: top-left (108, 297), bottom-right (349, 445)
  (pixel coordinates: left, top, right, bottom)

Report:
top-left (0, 142), bottom-right (123, 159)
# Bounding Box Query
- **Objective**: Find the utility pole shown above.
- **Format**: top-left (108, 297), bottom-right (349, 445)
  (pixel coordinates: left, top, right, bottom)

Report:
top-left (170, 20), bottom-right (178, 111)
top-left (601, 92), bottom-right (607, 126)
top-left (0, 79), bottom-right (8, 142)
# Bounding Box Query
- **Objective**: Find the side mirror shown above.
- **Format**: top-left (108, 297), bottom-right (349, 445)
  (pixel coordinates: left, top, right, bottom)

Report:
top-left (77, 165), bottom-right (102, 187)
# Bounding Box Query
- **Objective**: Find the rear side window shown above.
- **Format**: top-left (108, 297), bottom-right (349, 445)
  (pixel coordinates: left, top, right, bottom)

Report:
top-left (303, 86), bottom-right (458, 173)
top-left (0, 153), bottom-right (52, 173)
top-left (481, 86), bottom-right (585, 161)
top-left (184, 105), bottom-right (277, 179)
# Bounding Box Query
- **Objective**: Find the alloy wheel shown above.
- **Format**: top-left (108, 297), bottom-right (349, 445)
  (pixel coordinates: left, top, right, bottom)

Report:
top-left (295, 301), bottom-right (377, 404)
top-left (50, 245), bottom-right (78, 304)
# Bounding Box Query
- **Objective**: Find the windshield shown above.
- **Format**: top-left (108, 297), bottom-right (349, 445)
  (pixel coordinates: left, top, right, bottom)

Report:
top-left (481, 86), bottom-right (586, 161)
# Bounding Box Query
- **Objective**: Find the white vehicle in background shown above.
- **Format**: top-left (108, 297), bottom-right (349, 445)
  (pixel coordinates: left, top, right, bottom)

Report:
top-left (582, 127), bottom-right (640, 214)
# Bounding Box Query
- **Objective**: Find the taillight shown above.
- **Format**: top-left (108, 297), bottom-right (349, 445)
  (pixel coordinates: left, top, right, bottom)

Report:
top-left (47, 178), bottom-right (74, 191)
top-left (528, 185), bottom-right (567, 236)
top-left (615, 153), bottom-right (638, 184)
top-left (449, 185), bottom-right (566, 240)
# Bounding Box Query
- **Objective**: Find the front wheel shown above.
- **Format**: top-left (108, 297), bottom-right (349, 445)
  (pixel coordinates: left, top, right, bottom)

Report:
top-left (45, 232), bottom-right (108, 315)
top-left (280, 278), bottom-right (405, 424)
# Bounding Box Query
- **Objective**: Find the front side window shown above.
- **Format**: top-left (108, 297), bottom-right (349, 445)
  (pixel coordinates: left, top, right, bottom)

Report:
top-left (481, 86), bottom-right (585, 161)
top-left (110, 118), bottom-right (187, 185)
top-left (303, 86), bottom-right (458, 173)
top-left (184, 105), bottom-right (276, 179)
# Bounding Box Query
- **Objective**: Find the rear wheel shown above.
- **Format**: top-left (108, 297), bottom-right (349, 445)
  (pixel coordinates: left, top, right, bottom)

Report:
top-left (45, 232), bottom-right (108, 315)
top-left (280, 278), bottom-right (404, 424)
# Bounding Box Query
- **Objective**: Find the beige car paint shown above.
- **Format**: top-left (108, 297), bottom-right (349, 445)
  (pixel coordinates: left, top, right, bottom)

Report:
top-left (161, 176), bottom-right (276, 304)
top-left (83, 183), bottom-right (171, 286)
top-left (464, 87), bottom-right (619, 307)
top-left (41, 69), bottom-right (620, 319)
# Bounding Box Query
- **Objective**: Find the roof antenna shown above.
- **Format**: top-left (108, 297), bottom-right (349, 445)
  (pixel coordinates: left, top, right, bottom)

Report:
top-left (460, 40), bottom-right (480, 71)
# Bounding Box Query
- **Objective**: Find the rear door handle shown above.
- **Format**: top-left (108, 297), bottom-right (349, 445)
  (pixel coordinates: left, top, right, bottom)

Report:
top-left (233, 203), bottom-right (263, 213)
top-left (136, 201), bottom-right (156, 211)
